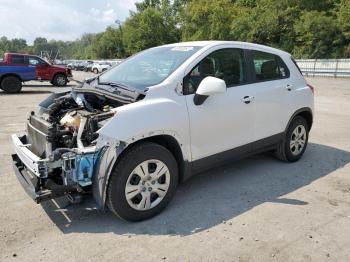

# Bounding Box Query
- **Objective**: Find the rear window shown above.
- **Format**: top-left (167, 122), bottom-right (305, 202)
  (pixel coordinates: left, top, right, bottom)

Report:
top-left (12, 55), bottom-right (27, 64)
top-left (252, 51), bottom-right (289, 81)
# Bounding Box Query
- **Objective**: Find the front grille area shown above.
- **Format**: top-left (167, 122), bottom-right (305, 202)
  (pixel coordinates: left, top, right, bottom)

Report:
top-left (29, 114), bottom-right (51, 134)
top-left (27, 114), bottom-right (52, 158)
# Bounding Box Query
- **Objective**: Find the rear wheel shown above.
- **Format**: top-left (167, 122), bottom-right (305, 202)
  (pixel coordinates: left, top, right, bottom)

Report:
top-left (1, 76), bottom-right (22, 93)
top-left (107, 142), bottom-right (179, 221)
top-left (93, 68), bottom-right (99, 74)
top-left (275, 116), bottom-right (309, 162)
top-left (52, 74), bottom-right (68, 86)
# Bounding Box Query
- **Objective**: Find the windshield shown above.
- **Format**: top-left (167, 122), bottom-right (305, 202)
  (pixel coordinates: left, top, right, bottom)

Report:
top-left (99, 46), bottom-right (202, 89)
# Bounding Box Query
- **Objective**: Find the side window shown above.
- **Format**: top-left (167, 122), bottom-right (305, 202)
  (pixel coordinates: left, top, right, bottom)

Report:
top-left (29, 57), bottom-right (46, 66)
top-left (252, 51), bottom-right (289, 81)
top-left (12, 55), bottom-right (27, 64)
top-left (29, 57), bottom-right (39, 66)
top-left (184, 48), bottom-right (247, 94)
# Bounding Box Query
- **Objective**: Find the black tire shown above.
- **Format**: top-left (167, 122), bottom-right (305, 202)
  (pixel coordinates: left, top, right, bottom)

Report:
top-left (107, 142), bottom-right (179, 222)
top-left (275, 116), bottom-right (309, 162)
top-left (93, 68), bottom-right (99, 74)
top-left (1, 76), bottom-right (22, 93)
top-left (52, 74), bottom-right (68, 87)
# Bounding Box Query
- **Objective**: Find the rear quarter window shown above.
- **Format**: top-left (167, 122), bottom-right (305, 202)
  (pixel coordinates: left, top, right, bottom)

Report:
top-left (11, 55), bottom-right (28, 64)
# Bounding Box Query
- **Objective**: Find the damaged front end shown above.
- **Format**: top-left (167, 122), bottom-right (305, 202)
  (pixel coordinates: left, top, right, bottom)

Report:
top-left (12, 82), bottom-right (144, 205)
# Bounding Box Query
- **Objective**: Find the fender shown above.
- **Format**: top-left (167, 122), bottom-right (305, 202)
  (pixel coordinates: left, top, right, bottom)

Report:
top-left (0, 73), bottom-right (23, 82)
top-left (92, 94), bottom-right (191, 208)
top-left (285, 107), bottom-right (313, 132)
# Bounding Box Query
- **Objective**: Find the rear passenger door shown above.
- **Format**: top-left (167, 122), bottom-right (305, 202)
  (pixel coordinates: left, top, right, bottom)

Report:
top-left (248, 50), bottom-right (291, 142)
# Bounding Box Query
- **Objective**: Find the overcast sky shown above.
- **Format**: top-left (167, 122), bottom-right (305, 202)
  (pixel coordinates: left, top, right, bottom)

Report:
top-left (0, 0), bottom-right (138, 44)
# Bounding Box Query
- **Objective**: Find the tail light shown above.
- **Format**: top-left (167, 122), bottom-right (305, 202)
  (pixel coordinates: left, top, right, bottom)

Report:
top-left (307, 83), bottom-right (315, 94)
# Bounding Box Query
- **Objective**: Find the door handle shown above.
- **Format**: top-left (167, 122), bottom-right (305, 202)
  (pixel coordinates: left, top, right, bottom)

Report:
top-left (286, 84), bottom-right (293, 91)
top-left (242, 96), bottom-right (254, 104)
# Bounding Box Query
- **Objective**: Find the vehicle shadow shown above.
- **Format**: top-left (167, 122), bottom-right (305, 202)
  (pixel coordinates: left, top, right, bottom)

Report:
top-left (0, 84), bottom-right (76, 95)
top-left (0, 90), bottom-right (53, 95)
top-left (22, 84), bottom-right (75, 88)
top-left (41, 143), bottom-right (350, 236)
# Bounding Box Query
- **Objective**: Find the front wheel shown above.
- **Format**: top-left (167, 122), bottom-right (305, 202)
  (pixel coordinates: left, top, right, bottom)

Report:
top-left (93, 68), bottom-right (99, 74)
top-left (107, 142), bottom-right (179, 221)
top-left (52, 74), bottom-right (68, 86)
top-left (275, 116), bottom-right (309, 162)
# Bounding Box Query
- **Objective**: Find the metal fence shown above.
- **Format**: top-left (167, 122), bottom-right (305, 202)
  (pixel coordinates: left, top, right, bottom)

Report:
top-left (296, 59), bottom-right (350, 77)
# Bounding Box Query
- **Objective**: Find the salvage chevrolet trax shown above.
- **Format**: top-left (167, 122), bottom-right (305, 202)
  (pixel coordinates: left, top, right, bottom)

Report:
top-left (11, 41), bottom-right (314, 221)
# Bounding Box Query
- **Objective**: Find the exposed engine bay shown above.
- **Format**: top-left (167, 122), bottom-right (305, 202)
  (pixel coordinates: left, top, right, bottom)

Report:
top-left (12, 84), bottom-right (145, 202)
top-left (33, 91), bottom-right (121, 155)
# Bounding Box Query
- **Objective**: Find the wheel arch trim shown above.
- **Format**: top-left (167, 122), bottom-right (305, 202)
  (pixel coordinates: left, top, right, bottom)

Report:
top-left (92, 131), bottom-right (188, 209)
top-left (0, 73), bottom-right (23, 83)
top-left (285, 107), bottom-right (313, 132)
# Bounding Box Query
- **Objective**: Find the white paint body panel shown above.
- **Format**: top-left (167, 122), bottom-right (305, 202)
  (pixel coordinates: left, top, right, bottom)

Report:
top-left (96, 41), bottom-right (314, 163)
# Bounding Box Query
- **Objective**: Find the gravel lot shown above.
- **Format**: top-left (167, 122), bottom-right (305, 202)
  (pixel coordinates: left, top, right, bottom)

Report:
top-left (1, 72), bottom-right (350, 262)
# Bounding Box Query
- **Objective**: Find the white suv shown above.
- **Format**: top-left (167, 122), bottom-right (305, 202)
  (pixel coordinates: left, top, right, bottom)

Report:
top-left (92, 62), bottom-right (112, 74)
top-left (12, 41), bottom-right (314, 221)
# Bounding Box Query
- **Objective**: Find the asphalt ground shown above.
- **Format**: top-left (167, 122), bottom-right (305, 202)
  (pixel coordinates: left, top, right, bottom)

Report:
top-left (1, 72), bottom-right (350, 261)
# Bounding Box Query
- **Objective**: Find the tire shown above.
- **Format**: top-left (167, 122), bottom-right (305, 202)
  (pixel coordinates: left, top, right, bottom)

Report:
top-left (107, 142), bottom-right (179, 222)
top-left (52, 74), bottom-right (68, 87)
top-left (1, 76), bottom-right (22, 93)
top-left (93, 68), bottom-right (99, 74)
top-left (275, 116), bottom-right (309, 162)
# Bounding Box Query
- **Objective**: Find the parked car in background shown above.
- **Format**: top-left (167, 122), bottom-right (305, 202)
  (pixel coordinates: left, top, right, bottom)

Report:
top-left (83, 61), bottom-right (94, 72)
top-left (67, 61), bottom-right (77, 70)
top-left (92, 61), bottom-right (112, 73)
top-left (0, 53), bottom-right (72, 93)
top-left (11, 41), bottom-right (314, 221)
top-left (74, 62), bottom-right (87, 71)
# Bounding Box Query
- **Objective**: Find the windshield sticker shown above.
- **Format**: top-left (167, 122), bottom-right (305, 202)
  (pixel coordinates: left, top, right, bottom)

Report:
top-left (171, 46), bottom-right (194, 52)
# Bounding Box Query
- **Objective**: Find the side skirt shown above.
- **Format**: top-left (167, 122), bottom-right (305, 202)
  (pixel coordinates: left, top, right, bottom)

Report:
top-left (183, 132), bottom-right (284, 180)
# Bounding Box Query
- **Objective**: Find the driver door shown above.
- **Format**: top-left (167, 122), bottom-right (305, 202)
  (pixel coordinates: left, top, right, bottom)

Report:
top-left (184, 48), bottom-right (255, 170)
top-left (29, 56), bottom-right (49, 80)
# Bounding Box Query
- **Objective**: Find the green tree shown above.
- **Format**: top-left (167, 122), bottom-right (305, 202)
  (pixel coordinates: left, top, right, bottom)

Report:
top-left (122, 1), bottom-right (180, 55)
top-left (337, 0), bottom-right (350, 57)
top-left (135, 0), bottom-right (161, 12)
top-left (0, 36), bottom-right (28, 54)
top-left (32, 37), bottom-right (49, 54)
top-left (294, 11), bottom-right (344, 58)
top-left (92, 26), bottom-right (124, 58)
top-left (181, 0), bottom-right (234, 41)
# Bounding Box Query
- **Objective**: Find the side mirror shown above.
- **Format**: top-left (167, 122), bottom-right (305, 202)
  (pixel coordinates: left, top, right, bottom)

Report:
top-left (194, 76), bottom-right (226, 105)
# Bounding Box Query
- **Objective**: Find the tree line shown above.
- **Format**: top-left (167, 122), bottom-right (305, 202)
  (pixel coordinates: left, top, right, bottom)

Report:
top-left (1, 0), bottom-right (350, 60)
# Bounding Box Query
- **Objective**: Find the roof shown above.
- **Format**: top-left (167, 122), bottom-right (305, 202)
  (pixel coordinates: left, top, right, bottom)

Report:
top-left (161, 41), bottom-right (290, 56)
top-left (4, 52), bottom-right (35, 56)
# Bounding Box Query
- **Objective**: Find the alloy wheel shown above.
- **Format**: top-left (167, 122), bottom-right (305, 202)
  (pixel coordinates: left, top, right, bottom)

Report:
top-left (56, 76), bottom-right (66, 86)
top-left (125, 159), bottom-right (170, 211)
top-left (290, 125), bottom-right (306, 156)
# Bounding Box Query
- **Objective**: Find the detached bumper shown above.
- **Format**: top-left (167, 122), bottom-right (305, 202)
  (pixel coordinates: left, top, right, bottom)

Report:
top-left (12, 154), bottom-right (53, 203)
top-left (11, 134), bottom-right (48, 177)
top-left (11, 134), bottom-right (77, 203)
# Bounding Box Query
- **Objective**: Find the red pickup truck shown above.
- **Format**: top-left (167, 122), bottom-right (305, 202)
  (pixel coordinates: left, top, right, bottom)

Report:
top-left (0, 53), bottom-right (72, 93)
